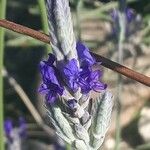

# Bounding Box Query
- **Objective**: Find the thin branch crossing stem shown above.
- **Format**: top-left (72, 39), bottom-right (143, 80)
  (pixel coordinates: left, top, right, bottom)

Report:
top-left (0, 19), bottom-right (150, 87)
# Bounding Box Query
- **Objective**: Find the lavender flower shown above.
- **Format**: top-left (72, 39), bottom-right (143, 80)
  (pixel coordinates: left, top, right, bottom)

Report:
top-left (39, 54), bottom-right (64, 104)
top-left (39, 42), bottom-right (106, 100)
top-left (64, 42), bottom-right (105, 93)
top-left (63, 59), bottom-right (81, 92)
top-left (76, 42), bottom-right (95, 67)
top-left (110, 8), bottom-right (136, 36)
top-left (4, 118), bottom-right (27, 140)
top-left (4, 119), bottom-right (13, 138)
top-left (111, 8), bottom-right (135, 23)
top-left (4, 117), bottom-right (27, 150)
top-left (79, 69), bottom-right (107, 94)
top-left (42, 1), bottom-right (113, 149)
top-left (125, 8), bottom-right (135, 23)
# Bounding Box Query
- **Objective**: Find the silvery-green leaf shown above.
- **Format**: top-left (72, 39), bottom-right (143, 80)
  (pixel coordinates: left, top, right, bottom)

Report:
top-left (56, 132), bottom-right (72, 144)
top-left (74, 124), bottom-right (90, 144)
top-left (90, 91), bottom-right (113, 149)
top-left (50, 106), bottom-right (75, 141)
top-left (46, 107), bottom-right (73, 144)
top-left (46, 0), bottom-right (77, 61)
top-left (45, 106), bottom-right (64, 134)
top-left (73, 140), bottom-right (88, 150)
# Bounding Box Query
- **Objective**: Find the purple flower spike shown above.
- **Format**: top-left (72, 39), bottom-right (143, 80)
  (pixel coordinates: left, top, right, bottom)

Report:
top-left (4, 119), bottom-right (13, 137)
top-left (76, 42), bottom-right (95, 67)
top-left (126, 8), bottom-right (135, 23)
top-left (110, 9), bottom-right (118, 22)
top-left (67, 99), bottom-right (78, 110)
top-left (39, 59), bottom-right (63, 104)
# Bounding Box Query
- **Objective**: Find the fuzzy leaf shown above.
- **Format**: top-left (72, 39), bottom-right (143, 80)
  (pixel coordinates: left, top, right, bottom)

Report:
top-left (46, 105), bottom-right (75, 143)
top-left (90, 91), bottom-right (113, 149)
top-left (46, 0), bottom-right (77, 61)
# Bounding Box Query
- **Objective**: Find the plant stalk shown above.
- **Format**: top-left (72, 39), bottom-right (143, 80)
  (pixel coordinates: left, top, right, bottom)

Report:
top-left (115, 0), bottom-right (126, 150)
top-left (76, 0), bottom-right (83, 40)
top-left (37, 0), bottom-right (51, 53)
top-left (0, 0), bottom-right (7, 150)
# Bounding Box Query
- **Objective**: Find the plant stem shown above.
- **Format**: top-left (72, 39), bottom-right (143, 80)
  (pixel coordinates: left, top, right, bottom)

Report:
top-left (0, 0), bottom-right (7, 150)
top-left (37, 0), bottom-right (51, 53)
top-left (76, 0), bottom-right (83, 40)
top-left (115, 0), bottom-right (126, 150)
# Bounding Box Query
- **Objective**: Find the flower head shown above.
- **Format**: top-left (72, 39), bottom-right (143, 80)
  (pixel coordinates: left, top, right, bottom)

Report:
top-left (125, 8), bottom-right (135, 23)
top-left (63, 59), bottom-right (106, 94)
top-left (110, 8), bottom-right (136, 36)
top-left (4, 117), bottom-right (27, 141)
top-left (39, 43), bottom-right (106, 100)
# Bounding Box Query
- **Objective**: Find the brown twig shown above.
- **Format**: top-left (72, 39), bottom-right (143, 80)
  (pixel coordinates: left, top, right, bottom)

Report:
top-left (0, 19), bottom-right (150, 87)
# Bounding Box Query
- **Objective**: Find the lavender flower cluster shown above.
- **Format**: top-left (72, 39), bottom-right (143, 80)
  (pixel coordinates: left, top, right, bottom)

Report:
top-left (4, 117), bottom-right (27, 141)
top-left (38, 1), bottom-right (113, 149)
top-left (111, 8), bottom-right (136, 36)
top-left (39, 42), bottom-right (107, 104)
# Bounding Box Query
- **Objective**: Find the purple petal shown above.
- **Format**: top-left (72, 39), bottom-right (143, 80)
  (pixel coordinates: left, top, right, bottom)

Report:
top-left (76, 42), bottom-right (95, 67)
top-left (89, 70), bottom-right (102, 81)
top-left (69, 79), bottom-right (79, 92)
top-left (38, 83), bottom-right (49, 94)
top-left (63, 59), bottom-right (79, 77)
top-left (4, 119), bottom-right (13, 137)
top-left (81, 85), bottom-right (91, 94)
top-left (79, 66), bottom-right (91, 79)
top-left (56, 86), bottom-right (64, 95)
top-left (40, 61), bottom-right (59, 85)
top-left (126, 8), bottom-right (134, 23)
top-left (46, 92), bottom-right (57, 104)
top-left (91, 82), bottom-right (107, 92)
top-left (110, 9), bottom-right (118, 21)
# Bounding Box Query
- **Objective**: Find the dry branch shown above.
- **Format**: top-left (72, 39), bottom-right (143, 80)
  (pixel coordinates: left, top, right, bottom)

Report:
top-left (0, 19), bottom-right (150, 87)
